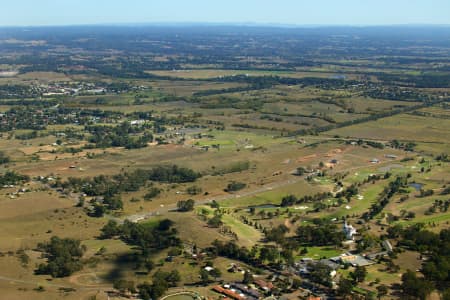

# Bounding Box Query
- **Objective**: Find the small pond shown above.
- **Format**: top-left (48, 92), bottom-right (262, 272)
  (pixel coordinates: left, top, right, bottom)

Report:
top-left (409, 182), bottom-right (423, 191)
top-left (248, 204), bottom-right (278, 209)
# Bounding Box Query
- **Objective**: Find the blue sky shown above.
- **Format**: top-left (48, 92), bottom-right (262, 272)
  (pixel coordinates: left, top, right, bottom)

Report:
top-left (1, 0), bottom-right (449, 26)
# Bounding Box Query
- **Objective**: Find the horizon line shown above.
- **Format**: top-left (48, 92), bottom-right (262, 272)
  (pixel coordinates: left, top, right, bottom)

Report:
top-left (1, 21), bottom-right (450, 29)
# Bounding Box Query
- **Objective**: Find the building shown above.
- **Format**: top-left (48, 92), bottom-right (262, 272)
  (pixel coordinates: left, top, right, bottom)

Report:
top-left (254, 279), bottom-right (274, 292)
top-left (212, 286), bottom-right (245, 300)
top-left (382, 239), bottom-right (394, 252)
top-left (343, 221), bottom-right (357, 240)
top-left (331, 254), bottom-right (375, 267)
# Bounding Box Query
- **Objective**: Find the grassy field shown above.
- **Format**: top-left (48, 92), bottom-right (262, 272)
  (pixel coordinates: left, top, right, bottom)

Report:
top-left (328, 113), bottom-right (450, 145)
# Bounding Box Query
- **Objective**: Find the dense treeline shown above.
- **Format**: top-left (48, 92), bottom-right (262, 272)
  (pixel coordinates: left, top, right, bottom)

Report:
top-left (0, 171), bottom-right (29, 186)
top-left (362, 175), bottom-right (408, 220)
top-left (296, 222), bottom-right (345, 247)
top-left (388, 225), bottom-right (450, 297)
top-left (35, 236), bottom-right (85, 277)
top-left (100, 219), bottom-right (181, 299)
top-left (54, 165), bottom-right (200, 197)
top-left (280, 192), bottom-right (332, 207)
top-left (53, 165), bottom-right (200, 215)
top-left (216, 74), bottom-right (360, 90)
top-left (100, 219), bottom-right (180, 256)
top-left (362, 86), bottom-right (433, 101)
top-left (0, 84), bottom-right (41, 99)
top-left (378, 73), bottom-right (450, 88)
top-left (138, 270), bottom-right (181, 300)
top-left (86, 122), bottom-right (153, 149)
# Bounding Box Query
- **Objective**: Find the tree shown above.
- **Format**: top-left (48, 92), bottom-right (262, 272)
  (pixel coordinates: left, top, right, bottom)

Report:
top-left (224, 181), bottom-right (246, 192)
top-left (114, 280), bottom-right (135, 293)
top-left (258, 210), bottom-right (266, 219)
top-left (199, 269), bottom-right (209, 284)
top-left (144, 187), bottom-right (161, 200)
top-left (308, 262), bottom-right (332, 287)
top-left (100, 220), bottom-right (120, 239)
top-left (207, 214), bottom-right (223, 228)
top-left (259, 246), bottom-right (278, 263)
top-left (137, 282), bottom-right (152, 300)
top-left (0, 151), bottom-right (10, 164)
top-left (295, 167), bottom-right (306, 176)
top-left (166, 270), bottom-right (181, 286)
top-left (137, 270), bottom-right (180, 300)
top-left (91, 203), bottom-right (106, 217)
top-left (243, 271), bottom-right (253, 284)
top-left (351, 266), bottom-right (367, 283)
top-left (442, 288), bottom-right (450, 300)
top-left (210, 268), bottom-right (222, 281)
top-left (103, 195), bottom-right (123, 210)
top-left (144, 259), bottom-right (155, 273)
top-left (401, 270), bottom-right (434, 300)
top-left (35, 236), bottom-right (85, 278)
top-left (337, 278), bottom-right (354, 298)
top-left (376, 285), bottom-right (388, 299)
top-left (187, 185), bottom-right (202, 195)
top-left (177, 199), bottom-right (195, 212)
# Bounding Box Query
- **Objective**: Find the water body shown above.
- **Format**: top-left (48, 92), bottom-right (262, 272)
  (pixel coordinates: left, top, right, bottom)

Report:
top-left (409, 182), bottom-right (423, 191)
top-left (248, 204), bottom-right (278, 209)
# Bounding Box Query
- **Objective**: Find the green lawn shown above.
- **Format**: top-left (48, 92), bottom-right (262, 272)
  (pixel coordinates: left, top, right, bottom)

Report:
top-left (221, 214), bottom-right (262, 246)
top-left (296, 246), bottom-right (341, 260)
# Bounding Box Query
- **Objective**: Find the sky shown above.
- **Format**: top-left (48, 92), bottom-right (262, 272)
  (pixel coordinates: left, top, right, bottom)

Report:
top-left (0, 0), bottom-right (449, 27)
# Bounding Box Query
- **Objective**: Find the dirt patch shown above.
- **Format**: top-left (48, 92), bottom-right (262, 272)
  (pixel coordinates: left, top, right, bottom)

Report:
top-left (20, 145), bottom-right (56, 155)
top-left (69, 273), bottom-right (107, 287)
top-left (297, 154), bottom-right (317, 162)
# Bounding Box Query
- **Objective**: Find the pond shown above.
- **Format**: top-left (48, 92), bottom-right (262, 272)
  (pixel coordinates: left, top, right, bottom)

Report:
top-left (248, 204), bottom-right (278, 209)
top-left (409, 182), bottom-right (423, 191)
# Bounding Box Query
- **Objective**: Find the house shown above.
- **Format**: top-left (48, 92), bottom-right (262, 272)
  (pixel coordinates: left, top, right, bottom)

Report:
top-left (231, 283), bottom-right (260, 299)
top-left (366, 251), bottom-right (388, 260)
top-left (254, 279), bottom-right (274, 292)
top-left (332, 254), bottom-right (375, 267)
top-left (212, 286), bottom-right (245, 300)
top-left (130, 119), bottom-right (146, 125)
top-left (318, 259), bottom-right (340, 271)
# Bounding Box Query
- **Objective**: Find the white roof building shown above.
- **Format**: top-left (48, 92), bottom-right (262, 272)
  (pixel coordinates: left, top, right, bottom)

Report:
top-left (343, 221), bottom-right (357, 240)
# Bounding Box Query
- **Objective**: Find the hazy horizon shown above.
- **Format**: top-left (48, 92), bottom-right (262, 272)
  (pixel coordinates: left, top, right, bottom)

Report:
top-left (1, 22), bottom-right (450, 29)
top-left (0, 0), bottom-right (449, 27)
